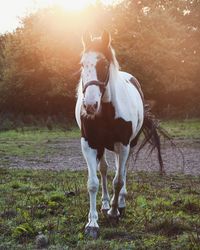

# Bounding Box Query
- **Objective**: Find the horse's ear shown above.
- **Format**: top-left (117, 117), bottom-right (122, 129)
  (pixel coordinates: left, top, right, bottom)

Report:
top-left (82, 31), bottom-right (91, 48)
top-left (102, 30), bottom-right (111, 48)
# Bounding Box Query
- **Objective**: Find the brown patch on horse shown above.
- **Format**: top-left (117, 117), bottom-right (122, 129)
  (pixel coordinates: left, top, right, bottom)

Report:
top-left (81, 102), bottom-right (132, 160)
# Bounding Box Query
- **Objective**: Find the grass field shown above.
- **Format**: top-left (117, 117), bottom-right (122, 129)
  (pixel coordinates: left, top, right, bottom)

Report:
top-left (0, 169), bottom-right (200, 249)
top-left (162, 119), bottom-right (200, 139)
top-left (0, 127), bottom-right (80, 160)
top-left (0, 119), bottom-right (200, 249)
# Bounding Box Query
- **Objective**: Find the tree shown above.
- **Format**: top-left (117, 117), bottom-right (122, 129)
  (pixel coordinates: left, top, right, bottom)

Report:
top-left (0, 1), bottom-right (199, 117)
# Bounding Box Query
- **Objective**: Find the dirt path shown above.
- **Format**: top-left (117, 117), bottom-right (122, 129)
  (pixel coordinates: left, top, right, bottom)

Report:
top-left (2, 138), bottom-right (200, 175)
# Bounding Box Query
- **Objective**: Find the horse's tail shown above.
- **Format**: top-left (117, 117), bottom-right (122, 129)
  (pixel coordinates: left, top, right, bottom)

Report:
top-left (135, 104), bottom-right (174, 174)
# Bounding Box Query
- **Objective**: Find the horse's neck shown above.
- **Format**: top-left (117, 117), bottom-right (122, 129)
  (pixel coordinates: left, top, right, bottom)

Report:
top-left (102, 64), bottom-right (129, 119)
top-left (102, 64), bottom-right (121, 102)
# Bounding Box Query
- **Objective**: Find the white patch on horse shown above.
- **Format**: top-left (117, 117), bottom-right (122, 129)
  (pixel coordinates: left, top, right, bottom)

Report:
top-left (81, 52), bottom-right (99, 83)
top-left (108, 65), bottom-right (144, 137)
top-left (81, 52), bottom-right (106, 113)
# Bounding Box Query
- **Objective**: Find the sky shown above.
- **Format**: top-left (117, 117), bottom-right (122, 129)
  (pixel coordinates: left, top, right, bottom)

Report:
top-left (0, 0), bottom-right (36, 34)
top-left (0, 0), bottom-right (118, 34)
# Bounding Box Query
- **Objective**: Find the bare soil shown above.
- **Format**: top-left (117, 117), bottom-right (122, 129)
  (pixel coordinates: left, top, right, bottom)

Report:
top-left (2, 138), bottom-right (200, 175)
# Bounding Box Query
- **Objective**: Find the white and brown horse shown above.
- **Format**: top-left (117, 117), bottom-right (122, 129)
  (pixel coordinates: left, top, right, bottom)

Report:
top-left (75, 31), bottom-right (164, 238)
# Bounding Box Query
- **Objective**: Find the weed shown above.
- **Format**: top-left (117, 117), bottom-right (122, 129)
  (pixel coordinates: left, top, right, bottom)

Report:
top-left (146, 217), bottom-right (191, 236)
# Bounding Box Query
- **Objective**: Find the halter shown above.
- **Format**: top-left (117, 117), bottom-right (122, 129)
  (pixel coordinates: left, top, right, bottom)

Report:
top-left (82, 66), bottom-right (110, 98)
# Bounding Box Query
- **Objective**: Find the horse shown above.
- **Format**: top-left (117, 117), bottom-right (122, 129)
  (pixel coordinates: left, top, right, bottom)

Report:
top-left (75, 30), bottom-right (165, 239)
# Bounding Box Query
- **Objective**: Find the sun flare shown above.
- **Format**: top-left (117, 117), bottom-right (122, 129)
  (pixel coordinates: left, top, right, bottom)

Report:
top-left (0, 0), bottom-right (119, 34)
top-left (49, 0), bottom-right (94, 11)
top-left (41, 0), bottom-right (118, 11)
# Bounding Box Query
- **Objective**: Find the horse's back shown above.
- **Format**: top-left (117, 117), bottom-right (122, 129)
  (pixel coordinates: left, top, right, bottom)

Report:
top-left (116, 71), bottom-right (144, 136)
top-left (119, 71), bottom-right (143, 99)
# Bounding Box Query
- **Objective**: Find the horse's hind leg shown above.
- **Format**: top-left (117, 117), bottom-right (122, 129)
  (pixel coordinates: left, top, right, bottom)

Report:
top-left (117, 145), bottom-right (134, 216)
top-left (108, 143), bottom-right (130, 222)
top-left (99, 155), bottom-right (110, 215)
top-left (118, 170), bottom-right (127, 217)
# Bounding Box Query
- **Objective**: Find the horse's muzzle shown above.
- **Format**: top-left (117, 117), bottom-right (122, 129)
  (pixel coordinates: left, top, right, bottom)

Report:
top-left (84, 102), bottom-right (98, 115)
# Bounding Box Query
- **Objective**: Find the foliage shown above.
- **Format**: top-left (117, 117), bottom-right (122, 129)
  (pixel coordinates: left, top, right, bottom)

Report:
top-left (0, 112), bottom-right (72, 131)
top-left (0, 168), bottom-right (200, 249)
top-left (0, 0), bottom-right (199, 117)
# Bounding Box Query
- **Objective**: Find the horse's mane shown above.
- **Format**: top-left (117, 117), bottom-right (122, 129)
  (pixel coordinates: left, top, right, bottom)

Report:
top-left (77, 37), bottom-right (120, 97)
top-left (82, 37), bottom-right (120, 70)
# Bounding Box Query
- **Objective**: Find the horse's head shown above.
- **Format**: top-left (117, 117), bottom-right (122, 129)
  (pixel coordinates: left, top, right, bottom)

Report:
top-left (81, 30), bottom-right (112, 116)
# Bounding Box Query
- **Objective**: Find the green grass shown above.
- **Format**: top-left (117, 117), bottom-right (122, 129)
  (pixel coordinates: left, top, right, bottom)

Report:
top-left (0, 168), bottom-right (200, 249)
top-left (0, 127), bottom-right (80, 158)
top-left (161, 119), bottom-right (200, 139)
top-left (0, 126), bottom-right (80, 141)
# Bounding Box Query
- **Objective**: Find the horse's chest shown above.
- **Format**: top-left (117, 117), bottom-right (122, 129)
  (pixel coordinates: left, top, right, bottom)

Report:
top-left (81, 102), bottom-right (132, 159)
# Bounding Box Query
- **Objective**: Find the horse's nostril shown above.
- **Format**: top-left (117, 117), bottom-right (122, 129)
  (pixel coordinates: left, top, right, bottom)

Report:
top-left (86, 105), bottom-right (93, 114)
top-left (85, 103), bottom-right (98, 115)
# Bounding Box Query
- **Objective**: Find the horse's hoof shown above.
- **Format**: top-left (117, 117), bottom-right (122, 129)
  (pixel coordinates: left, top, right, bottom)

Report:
top-left (85, 226), bottom-right (99, 239)
top-left (118, 207), bottom-right (125, 217)
top-left (107, 214), bottom-right (120, 225)
top-left (101, 208), bottom-right (109, 217)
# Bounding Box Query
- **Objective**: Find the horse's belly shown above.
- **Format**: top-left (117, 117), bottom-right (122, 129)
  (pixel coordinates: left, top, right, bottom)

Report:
top-left (103, 119), bottom-right (132, 151)
top-left (81, 104), bottom-right (133, 158)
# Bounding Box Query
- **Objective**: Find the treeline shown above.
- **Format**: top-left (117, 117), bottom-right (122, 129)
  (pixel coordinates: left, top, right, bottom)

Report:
top-left (0, 0), bottom-right (199, 119)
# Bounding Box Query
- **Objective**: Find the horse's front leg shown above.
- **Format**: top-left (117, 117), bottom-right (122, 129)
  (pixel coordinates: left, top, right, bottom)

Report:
top-left (99, 155), bottom-right (110, 215)
top-left (108, 143), bottom-right (130, 222)
top-left (118, 169), bottom-right (127, 217)
top-left (81, 138), bottom-right (99, 239)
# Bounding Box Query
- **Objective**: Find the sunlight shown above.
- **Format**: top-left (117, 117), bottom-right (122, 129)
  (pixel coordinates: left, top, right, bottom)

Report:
top-left (53, 0), bottom-right (94, 11)
top-left (44, 0), bottom-right (119, 11)
top-left (0, 0), bottom-right (120, 34)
